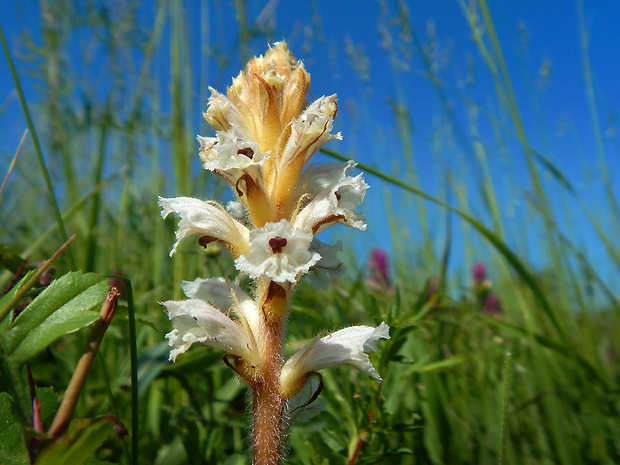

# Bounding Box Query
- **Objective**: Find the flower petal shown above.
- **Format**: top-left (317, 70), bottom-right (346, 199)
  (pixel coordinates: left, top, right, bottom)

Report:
top-left (280, 322), bottom-right (390, 398)
top-left (181, 277), bottom-right (262, 343)
top-left (234, 219), bottom-right (320, 283)
top-left (198, 127), bottom-right (267, 186)
top-left (203, 87), bottom-right (252, 135)
top-left (163, 299), bottom-right (253, 361)
top-left (294, 160), bottom-right (367, 233)
top-left (159, 196), bottom-right (250, 257)
top-left (279, 95), bottom-right (341, 168)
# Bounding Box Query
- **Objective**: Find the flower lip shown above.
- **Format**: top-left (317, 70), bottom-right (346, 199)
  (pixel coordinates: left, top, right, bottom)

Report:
top-left (293, 160), bottom-right (368, 234)
top-left (234, 219), bottom-right (320, 283)
top-left (198, 127), bottom-right (267, 187)
top-left (159, 196), bottom-right (250, 257)
top-left (180, 276), bottom-right (263, 342)
top-left (163, 298), bottom-right (255, 362)
top-left (280, 322), bottom-right (390, 399)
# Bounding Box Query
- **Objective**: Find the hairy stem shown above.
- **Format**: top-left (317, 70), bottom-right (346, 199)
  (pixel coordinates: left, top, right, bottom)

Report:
top-left (252, 317), bottom-right (284, 465)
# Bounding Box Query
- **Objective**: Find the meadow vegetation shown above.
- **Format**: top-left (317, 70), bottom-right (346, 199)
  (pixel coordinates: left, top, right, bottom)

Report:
top-left (1, 1), bottom-right (618, 464)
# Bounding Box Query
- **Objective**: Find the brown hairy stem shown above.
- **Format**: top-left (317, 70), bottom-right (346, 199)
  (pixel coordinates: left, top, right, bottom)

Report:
top-left (252, 316), bottom-right (285, 464)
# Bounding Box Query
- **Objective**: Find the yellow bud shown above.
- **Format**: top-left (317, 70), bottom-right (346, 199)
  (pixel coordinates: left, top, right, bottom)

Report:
top-left (227, 41), bottom-right (310, 154)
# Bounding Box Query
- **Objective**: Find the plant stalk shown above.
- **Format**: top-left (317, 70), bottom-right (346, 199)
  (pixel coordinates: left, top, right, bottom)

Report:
top-left (252, 317), bottom-right (284, 464)
top-left (47, 287), bottom-right (119, 438)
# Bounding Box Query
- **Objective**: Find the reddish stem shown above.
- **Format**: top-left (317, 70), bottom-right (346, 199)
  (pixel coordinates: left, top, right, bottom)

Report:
top-left (252, 319), bottom-right (284, 465)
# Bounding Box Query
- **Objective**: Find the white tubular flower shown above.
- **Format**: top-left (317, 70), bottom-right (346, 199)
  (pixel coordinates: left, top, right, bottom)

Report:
top-left (234, 219), bottom-right (321, 283)
top-left (159, 196), bottom-right (250, 257)
top-left (280, 322), bottom-right (390, 399)
top-left (198, 127), bottom-right (267, 186)
top-left (163, 299), bottom-right (253, 362)
top-left (294, 160), bottom-right (368, 234)
top-left (279, 95), bottom-right (341, 168)
top-left (181, 277), bottom-right (262, 343)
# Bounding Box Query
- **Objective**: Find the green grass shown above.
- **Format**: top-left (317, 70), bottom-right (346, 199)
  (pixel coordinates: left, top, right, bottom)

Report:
top-left (1, 1), bottom-right (619, 464)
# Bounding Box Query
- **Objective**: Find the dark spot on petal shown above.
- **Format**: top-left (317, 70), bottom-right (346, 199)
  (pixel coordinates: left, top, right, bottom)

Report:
top-left (237, 147), bottom-right (254, 159)
top-left (269, 236), bottom-right (288, 254)
top-left (335, 191), bottom-right (342, 201)
top-left (199, 236), bottom-right (217, 248)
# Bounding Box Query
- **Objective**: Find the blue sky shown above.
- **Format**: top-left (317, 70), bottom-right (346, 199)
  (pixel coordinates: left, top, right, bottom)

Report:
top-left (1, 1), bottom-right (619, 289)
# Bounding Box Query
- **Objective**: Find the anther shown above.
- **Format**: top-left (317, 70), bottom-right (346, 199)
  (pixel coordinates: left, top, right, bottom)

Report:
top-left (237, 147), bottom-right (254, 159)
top-left (269, 236), bottom-right (288, 254)
top-left (198, 236), bottom-right (217, 248)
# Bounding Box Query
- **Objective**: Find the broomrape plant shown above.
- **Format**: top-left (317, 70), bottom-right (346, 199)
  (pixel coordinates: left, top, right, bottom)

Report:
top-left (159, 42), bottom-right (390, 465)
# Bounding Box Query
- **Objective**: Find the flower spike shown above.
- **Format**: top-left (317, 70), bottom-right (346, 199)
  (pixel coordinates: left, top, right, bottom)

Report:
top-left (159, 41), bottom-right (390, 464)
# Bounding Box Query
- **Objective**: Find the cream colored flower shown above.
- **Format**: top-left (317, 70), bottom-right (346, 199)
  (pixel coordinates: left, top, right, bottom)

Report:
top-left (181, 277), bottom-right (262, 342)
top-left (280, 322), bottom-right (390, 399)
top-left (198, 127), bottom-right (267, 187)
top-left (163, 299), bottom-right (253, 362)
top-left (205, 41), bottom-right (309, 154)
top-left (234, 219), bottom-right (320, 283)
top-left (293, 160), bottom-right (367, 234)
top-left (159, 196), bottom-right (250, 257)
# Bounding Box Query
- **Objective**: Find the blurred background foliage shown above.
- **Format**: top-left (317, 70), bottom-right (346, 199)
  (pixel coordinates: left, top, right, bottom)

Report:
top-left (1, 0), bottom-right (619, 464)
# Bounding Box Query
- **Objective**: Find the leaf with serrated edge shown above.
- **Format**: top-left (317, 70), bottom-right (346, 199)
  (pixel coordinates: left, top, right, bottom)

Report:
top-left (5, 273), bottom-right (108, 367)
top-left (10, 288), bottom-right (108, 367)
top-left (4, 272), bottom-right (105, 354)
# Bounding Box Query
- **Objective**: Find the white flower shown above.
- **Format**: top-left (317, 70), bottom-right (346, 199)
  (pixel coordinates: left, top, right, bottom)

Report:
top-left (163, 299), bottom-right (254, 362)
top-left (280, 322), bottom-right (390, 398)
top-left (293, 160), bottom-right (367, 234)
top-left (234, 219), bottom-right (321, 283)
top-left (181, 277), bottom-right (262, 343)
top-left (198, 127), bottom-right (267, 186)
top-left (159, 196), bottom-right (250, 257)
top-left (279, 95), bottom-right (341, 168)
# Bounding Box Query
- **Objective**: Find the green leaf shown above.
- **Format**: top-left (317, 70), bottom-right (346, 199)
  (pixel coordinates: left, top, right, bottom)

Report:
top-left (290, 429), bottom-right (320, 465)
top-left (4, 272), bottom-right (108, 367)
top-left (33, 417), bottom-right (115, 465)
top-left (0, 345), bottom-right (32, 424)
top-left (0, 392), bottom-right (29, 465)
top-left (0, 270), bottom-right (37, 328)
top-left (36, 387), bottom-right (60, 429)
